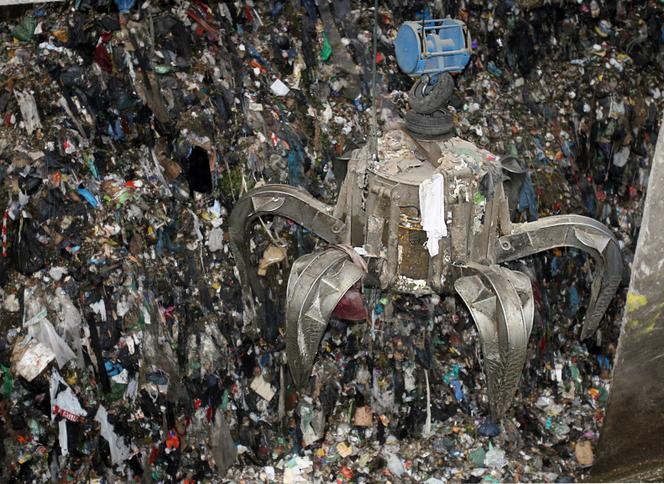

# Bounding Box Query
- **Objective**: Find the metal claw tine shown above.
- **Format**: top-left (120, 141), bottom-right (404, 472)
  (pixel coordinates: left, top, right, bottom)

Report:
top-left (495, 214), bottom-right (623, 339)
top-left (228, 184), bottom-right (346, 334)
top-left (455, 264), bottom-right (534, 418)
top-left (286, 248), bottom-right (364, 389)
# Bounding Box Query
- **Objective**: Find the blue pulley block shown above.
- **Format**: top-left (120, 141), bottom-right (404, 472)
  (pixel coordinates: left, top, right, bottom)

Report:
top-left (395, 18), bottom-right (472, 77)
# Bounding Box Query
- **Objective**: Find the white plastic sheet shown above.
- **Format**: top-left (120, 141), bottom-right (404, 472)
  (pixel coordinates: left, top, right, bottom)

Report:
top-left (270, 79), bottom-right (290, 96)
top-left (50, 371), bottom-right (87, 422)
top-left (419, 173), bottom-right (447, 257)
top-left (23, 288), bottom-right (77, 368)
top-left (13, 89), bottom-right (42, 135)
top-left (95, 405), bottom-right (132, 464)
top-left (27, 316), bottom-right (76, 368)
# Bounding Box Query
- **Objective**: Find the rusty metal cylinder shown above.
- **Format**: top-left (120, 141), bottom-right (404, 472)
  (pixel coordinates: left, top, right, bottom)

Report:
top-left (397, 212), bottom-right (429, 280)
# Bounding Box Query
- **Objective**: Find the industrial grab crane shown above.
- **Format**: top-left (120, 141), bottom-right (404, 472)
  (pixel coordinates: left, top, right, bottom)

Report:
top-left (229, 19), bottom-right (623, 418)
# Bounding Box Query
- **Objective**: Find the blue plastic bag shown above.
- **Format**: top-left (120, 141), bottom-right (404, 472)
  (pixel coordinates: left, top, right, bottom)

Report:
top-left (114, 0), bottom-right (136, 14)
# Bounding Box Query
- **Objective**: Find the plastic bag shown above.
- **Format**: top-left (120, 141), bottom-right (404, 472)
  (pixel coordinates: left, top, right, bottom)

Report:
top-left (95, 405), bottom-right (132, 464)
top-left (14, 89), bottom-right (42, 134)
top-left (210, 408), bottom-right (237, 476)
top-left (23, 288), bottom-right (76, 368)
top-left (13, 218), bottom-right (45, 275)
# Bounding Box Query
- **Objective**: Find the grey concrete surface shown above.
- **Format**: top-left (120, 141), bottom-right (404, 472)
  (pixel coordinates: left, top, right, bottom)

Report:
top-left (593, 115), bottom-right (664, 482)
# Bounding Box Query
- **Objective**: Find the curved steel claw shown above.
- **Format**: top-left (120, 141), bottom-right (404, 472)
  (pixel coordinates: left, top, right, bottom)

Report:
top-left (496, 214), bottom-right (623, 339)
top-left (285, 247), bottom-right (365, 389)
top-left (228, 184), bottom-right (346, 334)
top-left (455, 263), bottom-right (534, 418)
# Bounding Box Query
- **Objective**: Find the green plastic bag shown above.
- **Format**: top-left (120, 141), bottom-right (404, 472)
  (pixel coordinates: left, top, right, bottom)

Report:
top-left (13, 16), bottom-right (36, 42)
top-left (321, 32), bottom-right (332, 61)
top-left (1, 365), bottom-right (13, 398)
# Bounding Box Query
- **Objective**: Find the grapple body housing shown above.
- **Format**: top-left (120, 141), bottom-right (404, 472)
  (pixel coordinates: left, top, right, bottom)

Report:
top-left (337, 130), bottom-right (512, 296)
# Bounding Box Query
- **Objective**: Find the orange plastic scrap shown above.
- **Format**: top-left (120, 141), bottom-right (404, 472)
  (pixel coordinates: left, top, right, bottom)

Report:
top-left (249, 59), bottom-right (268, 74)
top-left (52, 29), bottom-right (68, 43)
top-left (51, 170), bottom-right (62, 187)
top-left (165, 430), bottom-right (180, 450)
top-left (588, 388), bottom-right (601, 400)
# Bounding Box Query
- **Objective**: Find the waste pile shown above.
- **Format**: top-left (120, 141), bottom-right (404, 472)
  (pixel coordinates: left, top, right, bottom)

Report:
top-left (0, 0), bottom-right (662, 482)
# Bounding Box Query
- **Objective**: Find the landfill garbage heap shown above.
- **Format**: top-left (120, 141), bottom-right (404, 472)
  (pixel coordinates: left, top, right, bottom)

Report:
top-left (230, 18), bottom-right (624, 420)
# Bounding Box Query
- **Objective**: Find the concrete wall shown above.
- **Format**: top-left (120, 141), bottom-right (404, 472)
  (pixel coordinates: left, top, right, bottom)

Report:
top-left (593, 115), bottom-right (664, 481)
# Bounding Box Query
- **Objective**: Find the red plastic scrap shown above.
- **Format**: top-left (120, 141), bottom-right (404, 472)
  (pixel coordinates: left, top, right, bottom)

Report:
top-left (125, 180), bottom-right (143, 189)
top-left (193, 24), bottom-right (206, 38)
top-left (332, 288), bottom-right (368, 321)
top-left (186, 9), bottom-right (219, 41)
top-left (538, 335), bottom-right (547, 354)
top-left (192, 0), bottom-right (213, 16)
top-left (596, 188), bottom-right (606, 202)
top-left (148, 446), bottom-right (159, 465)
top-left (95, 45), bottom-right (113, 74)
top-left (339, 465), bottom-right (353, 480)
top-left (2, 210), bottom-right (8, 257)
top-left (594, 409), bottom-right (604, 425)
top-left (52, 404), bottom-right (85, 423)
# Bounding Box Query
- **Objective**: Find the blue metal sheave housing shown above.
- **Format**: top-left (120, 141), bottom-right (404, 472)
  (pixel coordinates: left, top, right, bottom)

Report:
top-left (395, 18), bottom-right (471, 77)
